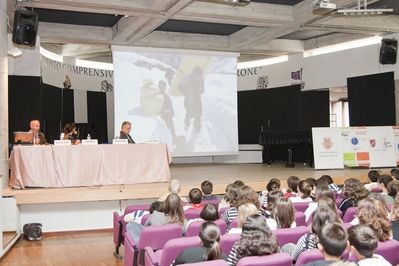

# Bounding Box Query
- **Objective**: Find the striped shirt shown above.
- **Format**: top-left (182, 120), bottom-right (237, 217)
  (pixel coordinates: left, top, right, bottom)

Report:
top-left (291, 233), bottom-right (318, 261)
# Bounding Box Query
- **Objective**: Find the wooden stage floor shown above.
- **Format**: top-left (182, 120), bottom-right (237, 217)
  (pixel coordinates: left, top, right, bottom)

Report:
top-left (3, 163), bottom-right (381, 204)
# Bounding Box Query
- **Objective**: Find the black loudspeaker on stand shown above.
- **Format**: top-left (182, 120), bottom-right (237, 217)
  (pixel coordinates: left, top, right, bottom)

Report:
top-left (12, 9), bottom-right (38, 47)
top-left (379, 39), bottom-right (397, 65)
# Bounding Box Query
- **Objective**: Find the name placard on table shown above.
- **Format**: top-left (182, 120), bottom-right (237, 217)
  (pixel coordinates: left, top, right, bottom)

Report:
top-left (54, 140), bottom-right (72, 146)
top-left (112, 139), bottom-right (128, 144)
top-left (81, 139), bottom-right (98, 145)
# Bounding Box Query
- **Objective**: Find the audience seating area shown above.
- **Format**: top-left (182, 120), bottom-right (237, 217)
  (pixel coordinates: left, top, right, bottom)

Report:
top-left (117, 172), bottom-right (399, 266)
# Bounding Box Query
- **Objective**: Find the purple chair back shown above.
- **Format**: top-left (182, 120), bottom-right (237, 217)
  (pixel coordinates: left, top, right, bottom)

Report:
top-left (236, 253), bottom-right (292, 266)
top-left (295, 249), bottom-right (324, 266)
top-left (182, 260), bottom-right (228, 266)
top-left (219, 207), bottom-right (229, 217)
top-left (214, 219), bottom-right (227, 235)
top-left (185, 208), bottom-right (204, 220)
top-left (341, 222), bottom-right (353, 230)
top-left (220, 233), bottom-right (240, 255)
top-left (230, 218), bottom-right (238, 229)
top-left (124, 233), bottom-right (135, 266)
top-left (202, 198), bottom-right (221, 208)
top-left (186, 220), bottom-right (204, 237)
top-left (295, 211), bottom-right (306, 226)
top-left (292, 202), bottom-right (310, 213)
top-left (273, 226), bottom-right (309, 246)
top-left (158, 236), bottom-right (201, 266)
top-left (138, 223), bottom-right (182, 250)
top-left (376, 240), bottom-right (399, 265)
top-left (342, 207), bottom-right (357, 223)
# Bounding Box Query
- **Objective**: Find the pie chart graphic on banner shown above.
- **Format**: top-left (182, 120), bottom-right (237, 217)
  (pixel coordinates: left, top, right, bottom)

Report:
top-left (351, 137), bottom-right (359, 145)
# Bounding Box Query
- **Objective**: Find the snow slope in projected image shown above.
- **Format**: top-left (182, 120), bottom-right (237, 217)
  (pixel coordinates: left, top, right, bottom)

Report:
top-left (112, 47), bottom-right (238, 157)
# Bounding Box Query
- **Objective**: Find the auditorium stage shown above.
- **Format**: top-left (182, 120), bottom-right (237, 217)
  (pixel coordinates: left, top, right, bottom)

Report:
top-left (4, 163), bottom-right (377, 205)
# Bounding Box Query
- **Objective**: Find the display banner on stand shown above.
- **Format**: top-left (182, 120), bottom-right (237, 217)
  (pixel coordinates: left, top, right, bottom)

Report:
top-left (312, 127), bottom-right (344, 170)
top-left (313, 126), bottom-right (397, 169)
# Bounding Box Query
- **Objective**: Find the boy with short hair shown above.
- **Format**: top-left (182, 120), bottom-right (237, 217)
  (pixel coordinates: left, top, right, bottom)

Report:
top-left (348, 224), bottom-right (392, 266)
top-left (201, 180), bottom-right (218, 201)
top-left (183, 188), bottom-right (204, 210)
top-left (304, 223), bottom-right (348, 266)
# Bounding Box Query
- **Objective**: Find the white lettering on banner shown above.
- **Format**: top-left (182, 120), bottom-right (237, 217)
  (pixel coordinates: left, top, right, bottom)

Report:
top-left (41, 56), bottom-right (114, 79)
top-left (237, 67), bottom-right (260, 77)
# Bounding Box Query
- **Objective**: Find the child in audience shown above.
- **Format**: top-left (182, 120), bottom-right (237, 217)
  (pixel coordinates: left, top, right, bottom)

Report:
top-left (127, 193), bottom-right (187, 243)
top-left (319, 175), bottom-right (342, 194)
top-left (352, 197), bottom-right (392, 241)
top-left (184, 188), bottom-right (204, 210)
top-left (223, 185), bottom-right (260, 226)
top-left (348, 224), bottom-right (392, 266)
top-left (262, 190), bottom-right (284, 217)
top-left (378, 174), bottom-right (394, 205)
top-left (227, 214), bottom-right (279, 266)
top-left (282, 205), bottom-right (341, 261)
top-left (289, 180), bottom-right (314, 203)
top-left (234, 180), bottom-right (245, 187)
top-left (228, 203), bottom-right (258, 234)
top-left (201, 180), bottom-right (218, 201)
top-left (158, 179), bottom-right (188, 202)
top-left (173, 222), bottom-right (226, 265)
top-left (259, 178), bottom-right (281, 207)
top-left (305, 188), bottom-right (336, 223)
top-left (272, 197), bottom-right (296, 229)
top-left (285, 176), bottom-right (300, 198)
top-left (390, 194), bottom-right (399, 241)
top-left (123, 201), bottom-right (163, 224)
top-left (304, 223), bottom-right (348, 266)
top-left (187, 203), bottom-right (219, 226)
top-left (306, 178), bottom-right (317, 198)
top-left (387, 180), bottom-right (399, 199)
top-left (339, 178), bottom-right (368, 215)
top-left (365, 170), bottom-right (381, 191)
top-left (219, 183), bottom-right (239, 210)
top-left (391, 168), bottom-right (399, 180)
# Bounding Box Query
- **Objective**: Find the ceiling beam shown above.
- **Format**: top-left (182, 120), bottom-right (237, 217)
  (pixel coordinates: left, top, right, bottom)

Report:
top-left (112, 0), bottom-right (194, 44)
top-left (38, 22), bottom-right (112, 44)
top-left (304, 33), bottom-right (370, 50)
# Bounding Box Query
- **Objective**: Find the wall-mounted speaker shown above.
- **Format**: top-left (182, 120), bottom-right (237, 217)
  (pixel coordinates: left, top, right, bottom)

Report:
top-left (12, 9), bottom-right (38, 47)
top-left (379, 38), bottom-right (397, 65)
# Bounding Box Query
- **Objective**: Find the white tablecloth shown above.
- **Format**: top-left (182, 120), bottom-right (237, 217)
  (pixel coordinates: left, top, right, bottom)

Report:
top-left (9, 144), bottom-right (172, 188)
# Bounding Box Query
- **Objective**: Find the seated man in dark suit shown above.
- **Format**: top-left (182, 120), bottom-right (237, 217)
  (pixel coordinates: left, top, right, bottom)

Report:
top-left (29, 119), bottom-right (48, 145)
top-left (119, 121), bottom-right (135, 144)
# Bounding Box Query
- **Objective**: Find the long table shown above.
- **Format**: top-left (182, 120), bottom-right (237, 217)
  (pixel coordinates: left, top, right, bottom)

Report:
top-left (9, 144), bottom-right (172, 189)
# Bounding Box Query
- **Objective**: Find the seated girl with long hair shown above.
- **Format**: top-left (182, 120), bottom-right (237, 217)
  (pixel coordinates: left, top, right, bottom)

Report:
top-left (227, 214), bottom-right (279, 266)
top-left (173, 222), bottom-right (226, 265)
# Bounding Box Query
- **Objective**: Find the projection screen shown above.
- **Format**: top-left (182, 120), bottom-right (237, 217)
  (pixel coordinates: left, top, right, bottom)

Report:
top-left (112, 46), bottom-right (238, 157)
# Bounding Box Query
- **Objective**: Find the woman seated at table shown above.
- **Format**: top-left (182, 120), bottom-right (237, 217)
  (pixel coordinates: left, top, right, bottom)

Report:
top-left (63, 122), bottom-right (81, 144)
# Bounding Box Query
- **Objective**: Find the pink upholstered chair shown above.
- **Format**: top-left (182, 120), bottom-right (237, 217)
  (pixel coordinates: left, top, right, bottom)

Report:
top-left (113, 204), bottom-right (150, 258)
top-left (342, 207), bottom-right (357, 223)
top-left (292, 202), bottom-right (310, 213)
top-left (144, 236), bottom-right (201, 266)
top-left (236, 253), bottom-right (292, 266)
top-left (295, 211), bottom-right (306, 226)
top-left (295, 249), bottom-right (323, 266)
top-left (182, 260), bottom-right (228, 266)
top-left (186, 219), bottom-right (227, 237)
top-left (229, 217), bottom-right (238, 229)
top-left (219, 207), bottom-right (229, 217)
top-left (124, 223), bottom-right (182, 266)
top-left (273, 226), bottom-right (309, 246)
top-left (185, 208), bottom-right (204, 220)
top-left (375, 240), bottom-right (399, 265)
top-left (202, 198), bottom-right (221, 208)
top-left (220, 233), bottom-right (240, 255)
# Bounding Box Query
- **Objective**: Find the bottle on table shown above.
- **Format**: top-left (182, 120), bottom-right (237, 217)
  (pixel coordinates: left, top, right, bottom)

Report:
top-left (87, 134), bottom-right (91, 140)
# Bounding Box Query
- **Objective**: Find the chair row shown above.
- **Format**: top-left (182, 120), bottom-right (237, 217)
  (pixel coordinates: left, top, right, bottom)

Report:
top-left (124, 225), bottom-right (311, 266)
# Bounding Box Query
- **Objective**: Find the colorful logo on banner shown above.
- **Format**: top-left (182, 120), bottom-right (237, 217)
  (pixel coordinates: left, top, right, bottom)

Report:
top-left (351, 137), bottom-right (359, 145)
top-left (322, 137), bottom-right (333, 150)
top-left (369, 139), bottom-right (376, 148)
